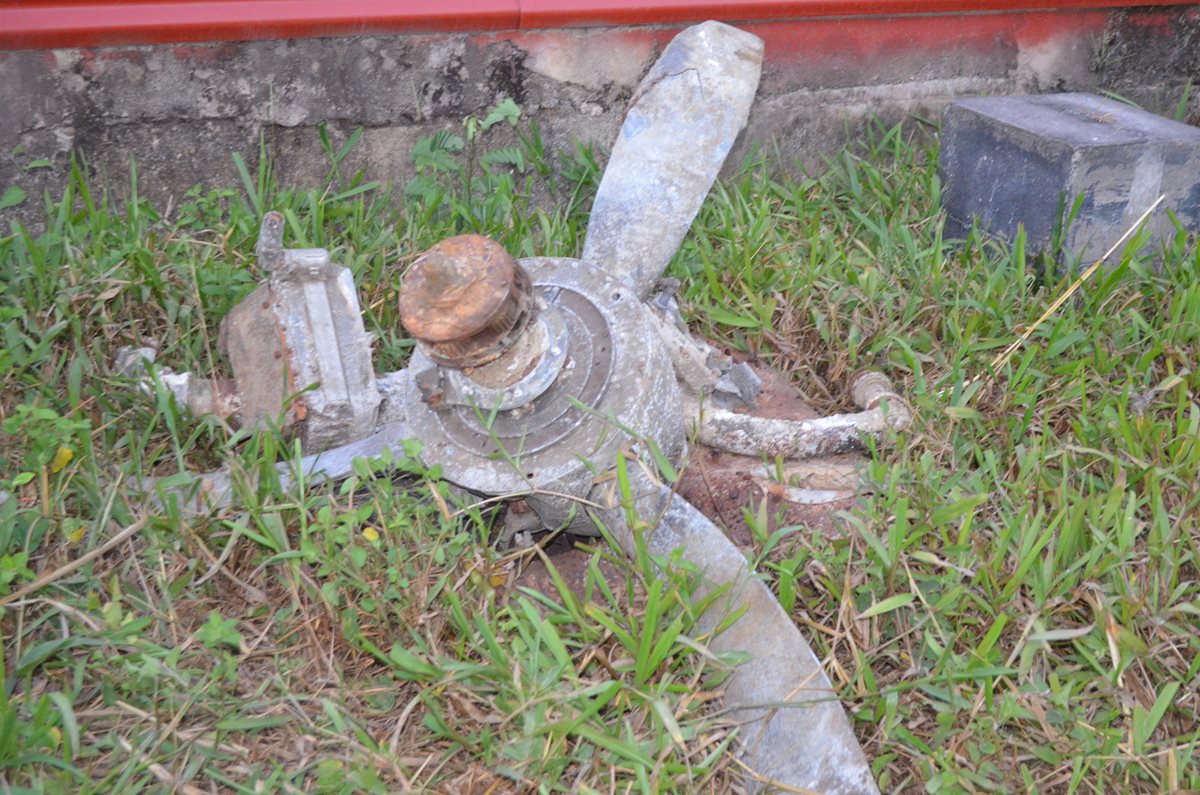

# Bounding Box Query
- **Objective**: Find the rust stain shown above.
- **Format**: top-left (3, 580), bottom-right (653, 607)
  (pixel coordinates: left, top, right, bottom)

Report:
top-left (400, 235), bottom-right (537, 368)
top-left (400, 235), bottom-right (516, 342)
top-left (271, 293), bottom-right (307, 424)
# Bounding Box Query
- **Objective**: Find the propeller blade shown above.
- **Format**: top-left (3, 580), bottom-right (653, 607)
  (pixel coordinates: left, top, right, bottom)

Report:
top-left (581, 21), bottom-right (763, 298)
top-left (594, 477), bottom-right (881, 794)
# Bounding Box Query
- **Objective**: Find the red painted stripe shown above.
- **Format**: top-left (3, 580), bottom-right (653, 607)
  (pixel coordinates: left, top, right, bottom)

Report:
top-left (0, 0), bottom-right (520, 48)
top-left (521, 0), bottom-right (1194, 28)
top-left (0, 0), bottom-right (1195, 49)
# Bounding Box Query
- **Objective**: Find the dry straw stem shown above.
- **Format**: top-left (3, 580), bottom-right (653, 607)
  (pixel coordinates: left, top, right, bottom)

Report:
top-left (114, 735), bottom-right (206, 795)
top-left (730, 756), bottom-right (823, 795)
top-left (969, 194), bottom-right (1166, 391)
top-left (0, 515), bottom-right (149, 608)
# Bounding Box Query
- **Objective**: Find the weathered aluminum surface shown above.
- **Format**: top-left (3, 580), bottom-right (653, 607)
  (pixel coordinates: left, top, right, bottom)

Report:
top-left (390, 23), bottom-right (882, 791)
top-left (645, 286), bottom-right (761, 411)
top-left (153, 413), bottom-right (413, 513)
top-left (114, 346), bottom-right (241, 419)
top-left (591, 472), bottom-right (881, 795)
top-left (694, 370), bottom-right (911, 459)
top-left (221, 211), bottom-right (381, 452)
top-left (441, 308), bottom-right (568, 410)
top-left (112, 346), bottom-right (159, 378)
top-left (399, 256), bottom-right (685, 531)
top-left (220, 282), bottom-right (298, 428)
top-left (675, 363), bottom-right (864, 544)
top-left (581, 21), bottom-right (764, 299)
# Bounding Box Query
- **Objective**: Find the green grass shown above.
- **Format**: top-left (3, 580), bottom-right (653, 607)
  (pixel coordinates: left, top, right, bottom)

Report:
top-left (2, 112), bottom-right (1199, 793)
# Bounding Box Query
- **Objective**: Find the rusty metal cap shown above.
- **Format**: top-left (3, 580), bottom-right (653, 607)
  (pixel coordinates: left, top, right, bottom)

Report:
top-left (399, 235), bottom-right (536, 368)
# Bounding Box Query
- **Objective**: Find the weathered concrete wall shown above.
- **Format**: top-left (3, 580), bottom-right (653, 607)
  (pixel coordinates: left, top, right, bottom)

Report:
top-left (1, 6), bottom-right (1197, 222)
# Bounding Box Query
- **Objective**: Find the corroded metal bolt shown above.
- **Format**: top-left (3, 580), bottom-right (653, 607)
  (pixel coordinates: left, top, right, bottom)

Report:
top-left (399, 235), bottom-right (537, 369)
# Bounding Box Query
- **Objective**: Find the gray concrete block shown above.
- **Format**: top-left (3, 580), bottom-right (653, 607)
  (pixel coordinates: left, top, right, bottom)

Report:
top-left (939, 93), bottom-right (1200, 266)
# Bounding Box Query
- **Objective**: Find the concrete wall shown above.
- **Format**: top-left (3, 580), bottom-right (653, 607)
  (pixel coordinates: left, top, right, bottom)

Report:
top-left (1, 6), bottom-right (1197, 222)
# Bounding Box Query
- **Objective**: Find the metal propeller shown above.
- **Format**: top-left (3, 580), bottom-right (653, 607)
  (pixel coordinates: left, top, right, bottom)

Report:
top-left (120, 21), bottom-right (904, 794)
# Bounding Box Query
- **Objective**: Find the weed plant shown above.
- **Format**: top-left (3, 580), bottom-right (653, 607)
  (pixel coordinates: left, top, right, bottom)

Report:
top-left (1, 110), bottom-right (1198, 793)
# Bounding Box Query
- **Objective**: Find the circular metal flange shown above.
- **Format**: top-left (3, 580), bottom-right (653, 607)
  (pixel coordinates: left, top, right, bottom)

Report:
top-left (441, 308), bottom-right (570, 412)
top-left (434, 289), bottom-right (611, 456)
top-left (401, 257), bottom-right (685, 530)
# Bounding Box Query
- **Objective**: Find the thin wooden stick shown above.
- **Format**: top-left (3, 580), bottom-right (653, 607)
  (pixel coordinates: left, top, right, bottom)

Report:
top-left (987, 194), bottom-right (1165, 376)
top-left (114, 734), bottom-right (207, 795)
top-left (0, 516), bottom-right (148, 607)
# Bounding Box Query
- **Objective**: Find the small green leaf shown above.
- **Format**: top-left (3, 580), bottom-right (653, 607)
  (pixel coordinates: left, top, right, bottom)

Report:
top-left (482, 98), bottom-right (520, 130)
top-left (1133, 681), bottom-right (1180, 754)
top-left (859, 592), bottom-right (915, 619)
top-left (47, 692), bottom-right (79, 761)
top-left (216, 715), bottom-right (293, 731)
top-left (321, 698), bottom-right (346, 733)
top-left (0, 186), bottom-right (25, 211)
top-left (646, 439), bottom-right (678, 484)
top-left (197, 610), bottom-right (245, 652)
top-left (651, 698), bottom-right (685, 747)
top-left (704, 303), bottom-right (761, 329)
top-left (388, 643), bottom-right (439, 682)
top-left (930, 494), bottom-right (988, 527)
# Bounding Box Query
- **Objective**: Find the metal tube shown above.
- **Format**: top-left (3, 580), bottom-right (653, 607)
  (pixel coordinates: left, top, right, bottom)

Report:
top-left (145, 371), bottom-right (414, 513)
top-left (694, 370), bottom-right (911, 459)
top-left (144, 419), bottom-right (414, 513)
